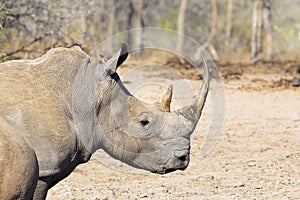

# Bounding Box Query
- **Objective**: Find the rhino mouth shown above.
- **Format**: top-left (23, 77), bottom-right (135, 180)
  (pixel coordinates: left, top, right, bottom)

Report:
top-left (154, 164), bottom-right (188, 174)
top-left (156, 168), bottom-right (176, 174)
top-left (154, 153), bottom-right (190, 174)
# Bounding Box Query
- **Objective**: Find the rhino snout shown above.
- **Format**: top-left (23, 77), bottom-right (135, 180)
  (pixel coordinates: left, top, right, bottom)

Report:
top-left (155, 149), bottom-right (190, 174)
top-left (173, 149), bottom-right (190, 170)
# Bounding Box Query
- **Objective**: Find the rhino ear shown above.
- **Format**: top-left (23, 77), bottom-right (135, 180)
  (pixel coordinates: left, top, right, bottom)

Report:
top-left (103, 43), bottom-right (128, 75)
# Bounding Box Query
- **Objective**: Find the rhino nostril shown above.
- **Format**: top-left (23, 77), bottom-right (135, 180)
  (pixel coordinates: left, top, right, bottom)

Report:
top-left (177, 155), bottom-right (188, 162)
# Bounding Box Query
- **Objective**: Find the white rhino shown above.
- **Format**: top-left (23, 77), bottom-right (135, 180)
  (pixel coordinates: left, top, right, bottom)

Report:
top-left (0, 44), bottom-right (209, 199)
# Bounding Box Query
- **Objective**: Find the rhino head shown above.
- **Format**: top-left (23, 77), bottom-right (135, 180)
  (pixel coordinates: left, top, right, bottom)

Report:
top-left (72, 44), bottom-right (209, 174)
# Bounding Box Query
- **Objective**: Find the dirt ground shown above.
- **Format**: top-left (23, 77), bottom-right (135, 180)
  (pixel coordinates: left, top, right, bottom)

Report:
top-left (47, 58), bottom-right (300, 200)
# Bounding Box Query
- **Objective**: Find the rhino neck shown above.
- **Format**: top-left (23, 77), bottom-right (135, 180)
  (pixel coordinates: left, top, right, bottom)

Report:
top-left (29, 48), bottom-right (98, 155)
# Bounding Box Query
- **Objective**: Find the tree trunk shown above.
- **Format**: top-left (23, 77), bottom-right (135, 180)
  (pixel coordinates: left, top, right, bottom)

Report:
top-left (176, 0), bottom-right (188, 54)
top-left (225, 0), bottom-right (233, 48)
top-left (263, 0), bottom-right (272, 60)
top-left (108, 0), bottom-right (116, 49)
top-left (209, 0), bottom-right (218, 44)
top-left (251, 0), bottom-right (258, 61)
top-left (251, 0), bottom-right (263, 62)
top-left (127, 1), bottom-right (134, 50)
top-left (108, 3), bottom-right (116, 37)
top-left (205, 0), bottom-right (219, 61)
top-left (131, 0), bottom-right (143, 52)
top-left (80, 11), bottom-right (87, 45)
top-left (256, 0), bottom-right (263, 54)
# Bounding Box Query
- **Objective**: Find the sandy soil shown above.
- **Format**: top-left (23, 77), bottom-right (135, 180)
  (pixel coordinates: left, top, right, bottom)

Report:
top-left (47, 59), bottom-right (300, 200)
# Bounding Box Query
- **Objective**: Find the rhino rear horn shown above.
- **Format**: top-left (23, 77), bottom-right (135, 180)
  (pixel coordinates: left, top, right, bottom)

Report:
top-left (161, 85), bottom-right (173, 112)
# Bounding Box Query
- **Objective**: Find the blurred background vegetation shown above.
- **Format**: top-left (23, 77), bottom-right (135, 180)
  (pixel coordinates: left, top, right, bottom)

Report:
top-left (0, 0), bottom-right (299, 62)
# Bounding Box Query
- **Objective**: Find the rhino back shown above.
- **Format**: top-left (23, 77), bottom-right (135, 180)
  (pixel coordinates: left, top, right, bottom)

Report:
top-left (0, 47), bottom-right (89, 176)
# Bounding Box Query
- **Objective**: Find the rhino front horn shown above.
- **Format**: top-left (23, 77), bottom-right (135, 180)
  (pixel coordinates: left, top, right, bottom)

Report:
top-left (176, 54), bottom-right (210, 127)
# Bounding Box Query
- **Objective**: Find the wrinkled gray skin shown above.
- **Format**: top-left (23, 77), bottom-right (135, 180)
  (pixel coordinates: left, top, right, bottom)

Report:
top-left (0, 44), bottom-right (209, 199)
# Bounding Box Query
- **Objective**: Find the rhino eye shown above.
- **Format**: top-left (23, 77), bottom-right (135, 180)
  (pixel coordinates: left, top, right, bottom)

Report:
top-left (139, 118), bottom-right (150, 126)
